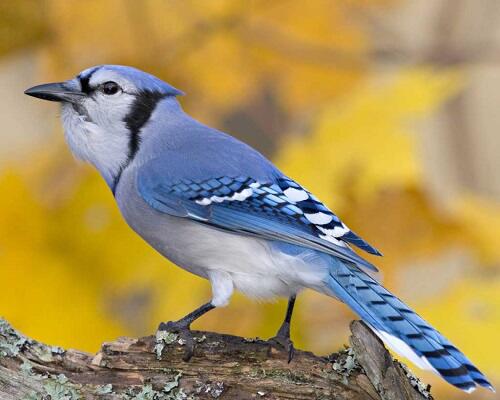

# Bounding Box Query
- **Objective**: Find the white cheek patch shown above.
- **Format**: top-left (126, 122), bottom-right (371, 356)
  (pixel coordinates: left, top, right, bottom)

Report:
top-left (85, 93), bottom-right (136, 128)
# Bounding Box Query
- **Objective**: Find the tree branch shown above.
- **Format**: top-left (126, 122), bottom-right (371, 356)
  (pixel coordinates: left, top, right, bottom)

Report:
top-left (0, 318), bottom-right (432, 399)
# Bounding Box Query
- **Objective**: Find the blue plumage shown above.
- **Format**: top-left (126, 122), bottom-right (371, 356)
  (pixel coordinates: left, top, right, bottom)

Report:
top-left (78, 65), bottom-right (184, 96)
top-left (153, 174), bottom-right (380, 256)
top-left (138, 171), bottom-right (380, 272)
top-left (139, 164), bottom-right (493, 392)
top-left (323, 257), bottom-right (493, 392)
top-left (25, 64), bottom-right (494, 394)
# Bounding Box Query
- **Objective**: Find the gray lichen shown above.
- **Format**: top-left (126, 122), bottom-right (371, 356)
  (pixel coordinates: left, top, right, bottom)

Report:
top-left (0, 318), bottom-right (29, 357)
top-left (160, 372), bottom-right (194, 400)
top-left (194, 335), bottom-right (207, 343)
top-left (0, 319), bottom-right (82, 400)
top-left (154, 330), bottom-right (179, 359)
top-left (19, 362), bottom-right (83, 400)
top-left (33, 374), bottom-right (82, 400)
top-left (154, 331), bottom-right (207, 360)
top-left (330, 347), bottom-right (361, 384)
top-left (195, 381), bottom-right (224, 398)
top-left (20, 359), bottom-right (34, 375)
top-left (22, 391), bottom-right (39, 400)
top-left (32, 343), bottom-right (63, 362)
top-left (163, 372), bottom-right (182, 393)
top-left (0, 318), bottom-right (65, 365)
top-left (95, 383), bottom-right (113, 395)
top-left (128, 384), bottom-right (158, 400)
top-left (121, 372), bottom-right (194, 400)
top-left (397, 361), bottom-right (433, 399)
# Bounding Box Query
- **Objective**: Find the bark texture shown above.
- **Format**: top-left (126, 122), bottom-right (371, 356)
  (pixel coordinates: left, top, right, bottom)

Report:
top-left (0, 318), bottom-right (432, 399)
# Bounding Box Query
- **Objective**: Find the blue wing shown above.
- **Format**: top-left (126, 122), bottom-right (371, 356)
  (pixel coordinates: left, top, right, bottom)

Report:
top-left (137, 157), bottom-right (494, 393)
top-left (137, 159), bottom-right (381, 272)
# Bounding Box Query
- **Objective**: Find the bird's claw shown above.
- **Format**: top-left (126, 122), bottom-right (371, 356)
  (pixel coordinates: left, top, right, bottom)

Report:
top-left (158, 321), bottom-right (195, 362)
top-left (268, 322), bottom-right (295, 363)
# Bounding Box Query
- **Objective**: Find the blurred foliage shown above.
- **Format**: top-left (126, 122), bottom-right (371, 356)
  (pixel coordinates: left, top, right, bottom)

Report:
top-left (0, 1), bottom-right (498, 398)
top-left (0, 0), bottom-right (48, 56)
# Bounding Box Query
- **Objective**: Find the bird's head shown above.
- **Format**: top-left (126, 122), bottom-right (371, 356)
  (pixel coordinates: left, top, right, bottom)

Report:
top-left (25, 65), bottom-right (183, 189)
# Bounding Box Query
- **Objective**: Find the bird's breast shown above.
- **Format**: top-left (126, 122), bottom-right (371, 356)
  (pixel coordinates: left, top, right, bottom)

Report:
top-left (114, 167), bottom-right (328, 300)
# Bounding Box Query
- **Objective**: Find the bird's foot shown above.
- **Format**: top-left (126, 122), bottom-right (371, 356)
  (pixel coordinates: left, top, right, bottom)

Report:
top-left (158, 320), bottom-right (195, 362)
top-left (268, 322), bottom-right (295, 363)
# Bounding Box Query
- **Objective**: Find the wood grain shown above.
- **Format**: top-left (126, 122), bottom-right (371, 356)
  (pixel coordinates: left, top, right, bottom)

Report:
top-left (0, 319), bottom-right (431, 399)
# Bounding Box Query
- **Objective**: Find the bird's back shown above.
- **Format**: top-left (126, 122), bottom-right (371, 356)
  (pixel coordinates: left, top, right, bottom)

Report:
top-left (132, 97), bottom-right (280, 185)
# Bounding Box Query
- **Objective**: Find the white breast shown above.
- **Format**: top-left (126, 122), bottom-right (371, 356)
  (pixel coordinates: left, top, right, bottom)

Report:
top-left (114, 167), bottom-right (329, 306)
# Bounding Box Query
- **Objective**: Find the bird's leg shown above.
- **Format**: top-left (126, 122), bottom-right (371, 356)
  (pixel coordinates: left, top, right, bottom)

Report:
top-left (158, 302), bottom-right (215, 361)
top-left (269, 295), bottom-right (296, 363)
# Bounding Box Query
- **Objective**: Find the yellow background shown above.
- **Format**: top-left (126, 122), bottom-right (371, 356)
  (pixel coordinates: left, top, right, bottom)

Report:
top-left (0, 1), bottom-right (498, 398)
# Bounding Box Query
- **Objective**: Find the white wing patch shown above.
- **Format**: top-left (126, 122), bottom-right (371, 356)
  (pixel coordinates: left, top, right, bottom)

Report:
top-left (304, 212), bottom-right (333, 225)
top-left (317, 223), bottom-right (350, 238)
top-left (193, 179), bottom-right (352, 250)
top-left (189, 178), bottom-right (376, 254)
top-left (195, 187), bottom-right (255, 205)
top-left (284, 187), bottom-right (309, 202)
top-left (318, 234), bottom-right (346, 247)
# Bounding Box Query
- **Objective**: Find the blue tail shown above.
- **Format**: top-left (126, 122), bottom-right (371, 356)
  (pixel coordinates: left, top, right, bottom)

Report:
top-left (324, 257), bottom-right (494, 393)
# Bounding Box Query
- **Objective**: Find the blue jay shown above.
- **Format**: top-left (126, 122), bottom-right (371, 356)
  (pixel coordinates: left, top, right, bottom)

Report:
top-left (25, 65), bottom-right (493, 393)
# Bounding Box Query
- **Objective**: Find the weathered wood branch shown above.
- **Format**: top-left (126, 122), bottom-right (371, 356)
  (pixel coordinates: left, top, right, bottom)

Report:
top-left (0, 318), bottom-right (432, 399)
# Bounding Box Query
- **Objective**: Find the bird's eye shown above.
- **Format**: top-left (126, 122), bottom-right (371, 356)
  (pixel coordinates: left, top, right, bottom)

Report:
top-left (101, 81), bottom-right (120, 95)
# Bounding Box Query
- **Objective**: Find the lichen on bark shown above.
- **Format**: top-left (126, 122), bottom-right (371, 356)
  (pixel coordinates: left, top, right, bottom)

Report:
top-left (0, 318), bottom-right (430, 399)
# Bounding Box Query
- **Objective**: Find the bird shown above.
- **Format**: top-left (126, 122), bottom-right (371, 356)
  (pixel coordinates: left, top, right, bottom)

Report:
top-left (25, 65), bottom-right (493, 393)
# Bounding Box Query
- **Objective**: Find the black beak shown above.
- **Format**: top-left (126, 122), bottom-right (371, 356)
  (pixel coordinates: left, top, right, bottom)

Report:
top-left (24, 82), bottom-right (86, 102)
